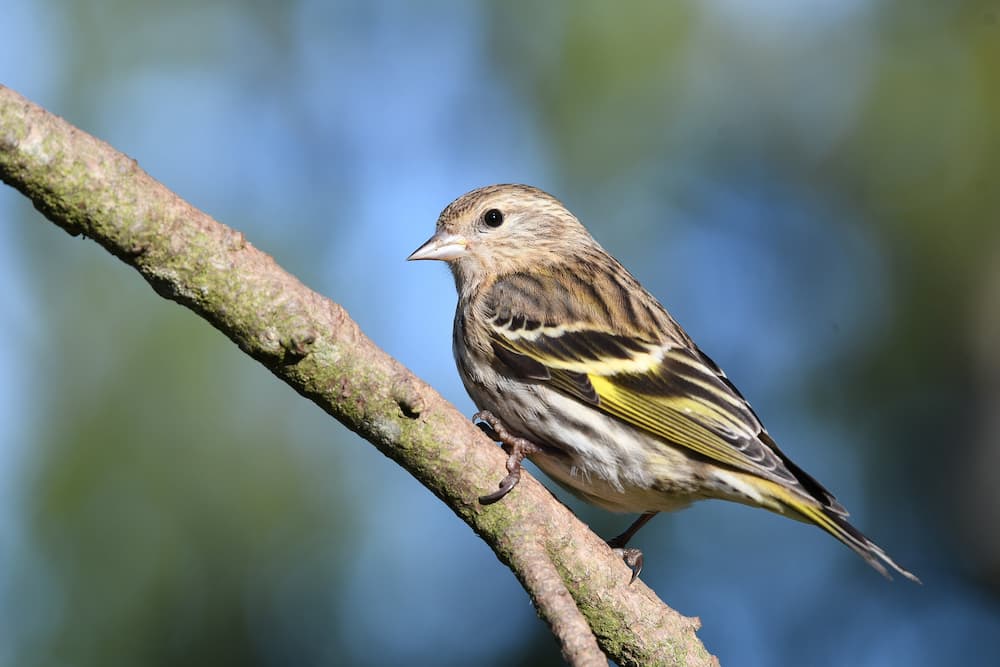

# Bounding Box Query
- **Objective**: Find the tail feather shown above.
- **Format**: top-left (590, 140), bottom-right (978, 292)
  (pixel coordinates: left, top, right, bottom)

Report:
top-left (754, 477), bottom-right (921, 583)
top-left (805, 503), bottom-right (921, 583)
top-left (758, 432), bottom-right (849, 517)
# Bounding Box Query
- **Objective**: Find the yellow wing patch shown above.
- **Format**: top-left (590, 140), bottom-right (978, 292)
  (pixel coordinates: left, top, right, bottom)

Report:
top-left (588, 374), bottom-right (759, 473)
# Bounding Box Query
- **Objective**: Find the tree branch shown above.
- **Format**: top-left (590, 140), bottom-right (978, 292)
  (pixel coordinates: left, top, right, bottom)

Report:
top-left (0, 84), bottom-right (718, 667)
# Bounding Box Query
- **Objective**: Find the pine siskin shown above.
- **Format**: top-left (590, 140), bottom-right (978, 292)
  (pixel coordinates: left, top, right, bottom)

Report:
top-left (408, 183), bottom-right (919, 583)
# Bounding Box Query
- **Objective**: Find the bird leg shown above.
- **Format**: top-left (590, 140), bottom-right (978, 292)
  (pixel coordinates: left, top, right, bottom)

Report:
top-left (474, 410), bottom-right (654, 583)
top-left (607, 511), bottom-right (658, 583)
top-left (473, 410), bottom-right (541, 505)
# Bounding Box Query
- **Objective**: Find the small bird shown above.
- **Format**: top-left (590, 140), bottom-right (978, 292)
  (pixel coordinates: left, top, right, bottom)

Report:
top-left (408, 183), bottom-right (919, 583)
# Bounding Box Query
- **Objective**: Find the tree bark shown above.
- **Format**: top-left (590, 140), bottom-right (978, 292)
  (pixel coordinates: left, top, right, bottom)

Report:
top-left (0, 84), bottom-right (718, 667)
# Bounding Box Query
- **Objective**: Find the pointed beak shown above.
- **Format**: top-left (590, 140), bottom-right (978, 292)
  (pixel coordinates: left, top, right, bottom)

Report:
top-left (407, 231), bottom-right (468, 262)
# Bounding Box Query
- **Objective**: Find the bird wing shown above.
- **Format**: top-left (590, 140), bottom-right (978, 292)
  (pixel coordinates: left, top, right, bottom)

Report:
top-left (483, 272), bottom-right (846, 513)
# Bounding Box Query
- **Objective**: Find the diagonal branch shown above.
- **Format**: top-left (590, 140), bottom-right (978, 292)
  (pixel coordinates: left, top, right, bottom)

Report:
top-left (0, 84), bottom-right (718, 667)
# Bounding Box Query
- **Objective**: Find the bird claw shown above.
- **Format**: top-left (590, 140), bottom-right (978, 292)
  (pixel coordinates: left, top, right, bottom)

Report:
top-left (611, 547), bottom-right (644, 584)
top-left (474, 410), bottom-right (540, 505)
top-left (479, 472), bottom-right (520, 504)
top-left (606, 512), bottom-right (656, 583)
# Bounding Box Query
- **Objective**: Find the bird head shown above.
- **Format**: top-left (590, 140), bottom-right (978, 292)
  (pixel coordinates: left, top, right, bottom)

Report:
top-left (408, 184), bottom-right (595, 295)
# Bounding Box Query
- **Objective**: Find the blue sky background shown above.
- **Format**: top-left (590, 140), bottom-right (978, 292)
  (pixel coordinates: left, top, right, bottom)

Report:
top-left (2, 2), bottom-right (999, 665)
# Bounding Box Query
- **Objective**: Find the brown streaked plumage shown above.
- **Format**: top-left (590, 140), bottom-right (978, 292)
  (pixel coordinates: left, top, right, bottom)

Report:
top-left (409, 183), bottom-right (919, 583)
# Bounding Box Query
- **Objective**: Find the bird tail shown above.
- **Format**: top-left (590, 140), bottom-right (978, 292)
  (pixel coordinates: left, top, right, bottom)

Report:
top-left (752, 477), bottom-right (921, 583)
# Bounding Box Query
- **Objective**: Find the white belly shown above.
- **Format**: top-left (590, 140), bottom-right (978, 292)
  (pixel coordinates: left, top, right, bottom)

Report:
top-left (464, 374), bottom-right (707, 513)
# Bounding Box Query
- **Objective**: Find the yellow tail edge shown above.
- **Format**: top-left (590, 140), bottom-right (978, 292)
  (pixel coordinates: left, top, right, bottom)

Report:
top-left (752, 477), bottom-right (921, 584)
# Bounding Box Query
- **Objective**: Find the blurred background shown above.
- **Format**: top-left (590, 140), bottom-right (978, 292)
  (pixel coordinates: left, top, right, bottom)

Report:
top-left (2, 1), bottom-right (998, 665)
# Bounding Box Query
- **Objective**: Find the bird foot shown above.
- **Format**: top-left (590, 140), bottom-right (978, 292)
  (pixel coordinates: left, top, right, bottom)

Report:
top-left (607, 512), bottom-right (657, 584)
top-left (474, 410), bottom-right (541, 505)
top-left (610, 547), bottom-right (644, 584)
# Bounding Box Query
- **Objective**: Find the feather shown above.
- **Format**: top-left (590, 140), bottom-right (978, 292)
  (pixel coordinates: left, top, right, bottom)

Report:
top-left (484, 271), bottom-right (846, 514)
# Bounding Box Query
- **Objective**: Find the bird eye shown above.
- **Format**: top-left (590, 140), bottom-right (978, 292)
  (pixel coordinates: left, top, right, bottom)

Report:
top-left (483, 208), bottom-right (504, 228)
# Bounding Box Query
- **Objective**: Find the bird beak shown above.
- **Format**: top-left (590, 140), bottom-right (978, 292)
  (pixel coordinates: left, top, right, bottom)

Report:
top-left (407, 231), bottom-right (468, 261)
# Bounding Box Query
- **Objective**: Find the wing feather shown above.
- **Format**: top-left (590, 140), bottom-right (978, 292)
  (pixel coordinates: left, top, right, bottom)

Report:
top-left (483, 272), bottom-right (846, 513)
